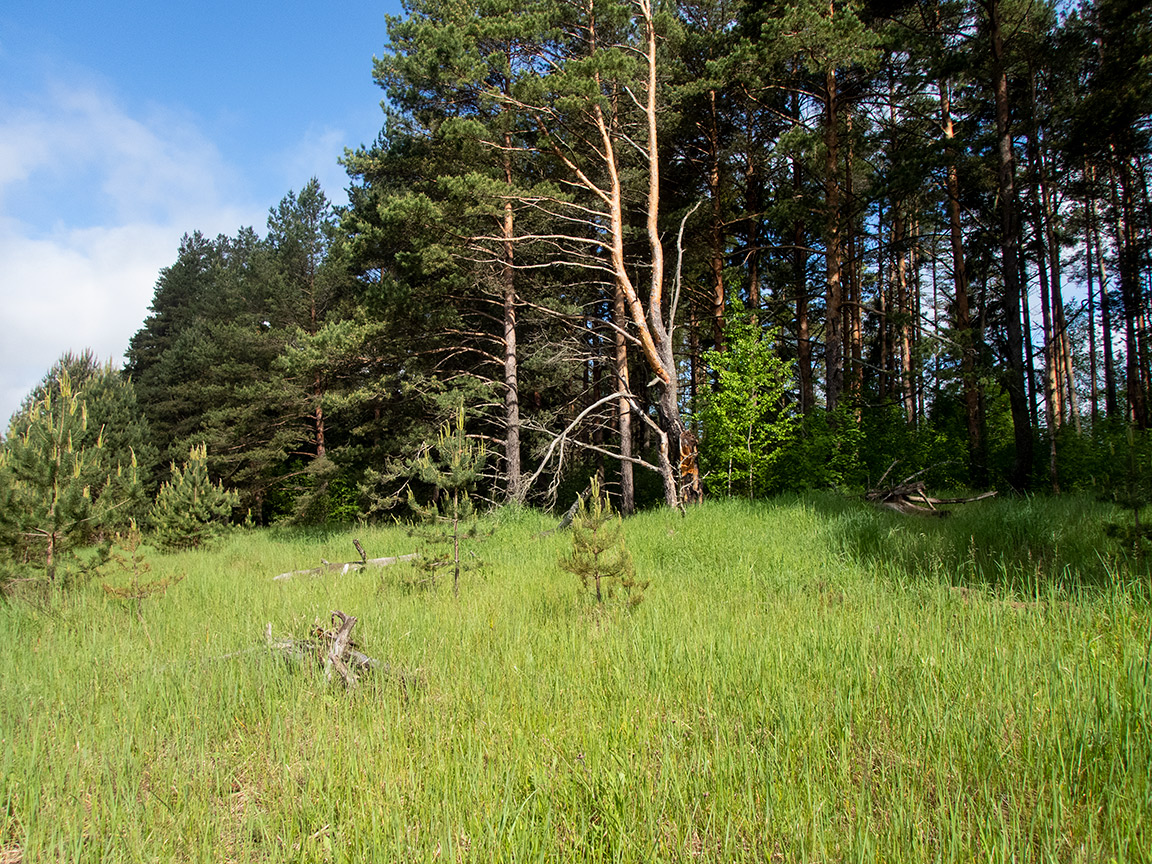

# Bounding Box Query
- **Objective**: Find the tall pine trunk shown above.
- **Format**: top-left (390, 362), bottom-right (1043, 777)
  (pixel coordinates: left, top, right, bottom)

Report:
top-left (987, 0), bottom-right (1033, 489)
top-left (823, 67), bottom-right (844, 414)
top-left (1086, 189), bottom-right (1100, 424)
top-left (1089, 167), bottom-right (1119, 417)
top-left (1117, 157), bottom-right (1149, 428)
top-left (707, 88), bottom-right (725, 349)
top-left (501, 147), bottom-right (523, 500)
top-left (845, 114), bottom-right (863, 406)
top-left (613, 284), bottom-right (634, 515)
top-left (791, 88), bottom-right (813, 414)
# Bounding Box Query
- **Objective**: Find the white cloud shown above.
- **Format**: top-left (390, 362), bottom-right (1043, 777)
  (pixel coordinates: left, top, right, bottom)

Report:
top-left (0, 80), bottom-right (264, 427)
top-left (277, 125), bottom-right (353, 207)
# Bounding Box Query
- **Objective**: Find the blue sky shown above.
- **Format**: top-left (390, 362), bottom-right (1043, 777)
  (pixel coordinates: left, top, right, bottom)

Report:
top-left (0, 0), bottom-right (404, 424)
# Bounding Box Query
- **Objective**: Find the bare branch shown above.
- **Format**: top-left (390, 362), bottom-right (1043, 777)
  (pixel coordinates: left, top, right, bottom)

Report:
top-left (670, 200), bottom-right (703, 339)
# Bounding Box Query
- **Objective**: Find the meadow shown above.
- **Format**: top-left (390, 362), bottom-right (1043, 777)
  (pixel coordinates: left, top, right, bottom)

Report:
top-left (0, 494), bottom-right (1148, 862)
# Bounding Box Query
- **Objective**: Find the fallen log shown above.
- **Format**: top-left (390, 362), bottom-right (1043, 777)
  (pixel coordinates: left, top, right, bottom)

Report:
top-left (274, 540), bottom-right (417, 580)
top-left (865, 462), bottom-right (996, 516)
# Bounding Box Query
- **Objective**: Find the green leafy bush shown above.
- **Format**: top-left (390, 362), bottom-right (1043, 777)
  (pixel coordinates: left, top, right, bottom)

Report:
top-left (698, 314), bottom-right (797, 498)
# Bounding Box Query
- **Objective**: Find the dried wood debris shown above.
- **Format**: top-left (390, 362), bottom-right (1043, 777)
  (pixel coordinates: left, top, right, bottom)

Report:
top-left (274, 540), bottom-right (417, 580)
top-left (865, 462), bottom-right (996, 516)
top-left (264, 611), bottom-right (424, 693)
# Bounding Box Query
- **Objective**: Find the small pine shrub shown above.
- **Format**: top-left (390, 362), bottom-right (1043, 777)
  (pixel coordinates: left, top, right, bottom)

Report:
top-left (0, 368), bottom-right (141, 584)
top-left (403, 410), bottom-right (489, 596)
top-left (101, 523), bottom-right (183, 619)
top-left (559, 479), bottom-right (647, 606)
top-left (149, 444), bottom-right (239, 551)
top-left (1103, 426), bottom-right (1152, 564)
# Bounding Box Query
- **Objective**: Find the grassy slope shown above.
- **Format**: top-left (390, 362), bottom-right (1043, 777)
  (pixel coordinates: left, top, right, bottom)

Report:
top-left (0, 495), bottom-right (1148, 862)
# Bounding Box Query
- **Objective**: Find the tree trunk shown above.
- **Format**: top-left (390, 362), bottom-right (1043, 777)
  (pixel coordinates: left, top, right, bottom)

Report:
top-left (708, 88), bottom-right (725, 349)
top-left (1034, 237), bottom-right (1060, 493)
top-left (502, 147), bottom-right (522, 500)
top-left (878, 202), bottom-right (889, 400)
top-left (933, 5), bottom-right (979, 449)
top-left (791, 89), bottom-right (813, 414)
top-left (1090, 169), bottom-right (1119, 417)
top-left (823, 67), bottom-right (844, 414)
top-left (1118, 157), bottom-right (1149, 428)
top-left (1024, 85), bottom-right (1061, 449)
top-left (941, 82), bottom-right (983, 481)
top-left (1022, 259), bottom-right (1040, 433)
top-left (46, 530), bottom-right (56, 583)
top-left (845, 114), bottom-right (863, 407)
top-left (314, 382), bottom-right (326, 460)
top-left (911, 218), bottom-right (924, 421)
top-left (594, 0), bottom-right (697, 507)
top-left (987, 0), bottom-right (1033, 489)
top-left (1027, 69), bottom-right (1079, 431)
top-left (1086, 190), bottom-right (1100, 424)
top-left (744, 132), bottom-right (763, 316)
top-left (894, 204), bottom-right (915, 423)
top-left (613, 284), bottom-right (634, 515)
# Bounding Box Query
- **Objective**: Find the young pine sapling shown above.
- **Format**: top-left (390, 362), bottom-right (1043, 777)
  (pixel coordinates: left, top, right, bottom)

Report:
top-left (149, 444), bottom-right (239, 551)
top-left (559, 478), bottom-right (646, 606)
top-left (403, 409), bottom-right (489, 596)
top-left (101, 523), bottom-right (184, 620)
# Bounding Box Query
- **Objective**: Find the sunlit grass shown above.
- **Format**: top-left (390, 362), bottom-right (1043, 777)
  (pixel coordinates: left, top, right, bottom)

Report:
top-left (0, 495), bottom-right (1148, 861)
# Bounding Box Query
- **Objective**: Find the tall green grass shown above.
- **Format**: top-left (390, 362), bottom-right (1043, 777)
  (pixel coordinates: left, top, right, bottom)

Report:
top-left (0, 496), bottom-right (1148, 861)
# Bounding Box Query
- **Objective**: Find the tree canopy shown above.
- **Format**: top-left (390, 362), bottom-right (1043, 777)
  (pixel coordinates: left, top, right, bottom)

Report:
top-left (5, 0), bottom-right (1152, 541)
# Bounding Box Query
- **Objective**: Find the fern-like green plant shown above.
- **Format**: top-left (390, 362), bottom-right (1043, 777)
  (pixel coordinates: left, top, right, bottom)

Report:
top-left (149, 444), bottom-right (239, 551)
top-left (559, 478), bottom-right (646, 606)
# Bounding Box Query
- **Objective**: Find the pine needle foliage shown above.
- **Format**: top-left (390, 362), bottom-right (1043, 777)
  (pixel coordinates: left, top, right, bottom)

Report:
top-left (559, 478), bottom-right (645, 606)
top-left (401, 409), bottom-right (489, 596)
top-left (1103, 426), bottom-right (1152, 564)
top-left (149, 444), bottom-right (239, 551)
top-left (0, 369), bottom-right (140, 585)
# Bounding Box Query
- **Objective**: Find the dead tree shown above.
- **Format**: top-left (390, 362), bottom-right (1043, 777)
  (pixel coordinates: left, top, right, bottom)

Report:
top-left (865, 462), bottom-right (996, 516)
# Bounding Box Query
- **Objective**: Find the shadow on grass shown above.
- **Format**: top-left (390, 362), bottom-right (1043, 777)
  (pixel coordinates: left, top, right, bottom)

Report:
top-left (803, 490), bottom-right (1138, 594)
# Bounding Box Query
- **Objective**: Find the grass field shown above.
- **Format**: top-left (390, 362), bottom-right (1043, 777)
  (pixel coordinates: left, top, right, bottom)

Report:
top-left (0, 494), bottom-right (1149, 862)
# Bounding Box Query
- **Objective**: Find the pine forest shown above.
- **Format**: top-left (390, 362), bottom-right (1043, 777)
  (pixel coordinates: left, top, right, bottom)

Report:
top-left (4, 0), bottom-right (1152, 534)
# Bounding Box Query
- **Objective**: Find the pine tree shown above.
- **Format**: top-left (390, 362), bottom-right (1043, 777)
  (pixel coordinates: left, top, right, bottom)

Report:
top-left (12, 353), bottom-right (155, 521)
top-left (149, 444), bottom-right (239, 551)
top-left (100, 523), bottom-right (183, 620)
top-left (381, 408), bottom-right (488, 596)
top-left (559, 478), bottom-right (645, 606)
top-left (0, 370), bottom-right (139, 584)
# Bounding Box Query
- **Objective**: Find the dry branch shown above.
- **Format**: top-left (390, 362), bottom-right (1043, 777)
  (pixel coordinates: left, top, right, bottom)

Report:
top-left (264, 613), bottom-right (425, 693)
top-left (325, 610), bottom-right (359, 687)
top-left (865, 464), bottom-right (996, 516)
top-left (274, 540), bottom-right (416, 580)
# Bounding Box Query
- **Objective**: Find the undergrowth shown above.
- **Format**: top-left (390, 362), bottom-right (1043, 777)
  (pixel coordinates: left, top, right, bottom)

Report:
top-left (0, 495), bottom-right (1147, 862)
